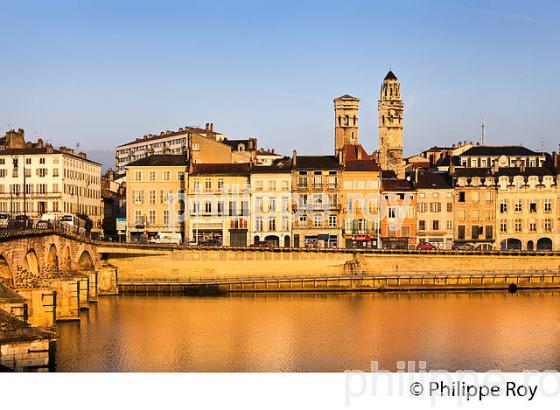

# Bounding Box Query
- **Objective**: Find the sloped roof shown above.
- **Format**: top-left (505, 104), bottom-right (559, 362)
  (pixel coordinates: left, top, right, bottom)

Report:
top-left (344, 159), bottom-right (381, 172)
top-left (382, 178), bottom-right (415, 192)
top-left (117, 126), bottom-right (219, 148)
top-left (0, 284), bottom-right (25, 302)
top-left (191, 163), bottom-right (251, 175)
top-left (384, 70), bottom-right (398, 81)
top-left (294, 155), bottom-right (342, 170)
top-left (126, 155), bottom-right (187, 167)
top-left (0, 308), bottom-right (55, 343)
top-left (416, 171), bottom-right (452, 189)
top-left (460, 146), bottom-right (539, 156)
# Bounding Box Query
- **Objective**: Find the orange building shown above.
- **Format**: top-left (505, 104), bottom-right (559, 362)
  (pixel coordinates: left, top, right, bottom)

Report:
top-left (380, 177), bottom-right (417, 249)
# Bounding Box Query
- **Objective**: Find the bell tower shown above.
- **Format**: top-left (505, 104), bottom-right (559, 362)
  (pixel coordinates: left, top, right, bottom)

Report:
top-left (378, 70), bottom-right (404, 177)
top-left (334, 95), bottom-right (359, 156)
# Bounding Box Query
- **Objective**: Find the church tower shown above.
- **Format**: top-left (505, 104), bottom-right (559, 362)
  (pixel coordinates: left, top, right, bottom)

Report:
top-left (334, 95), bottom-right (359, 156)
top-left (378, 70), bottom-right (404, 177)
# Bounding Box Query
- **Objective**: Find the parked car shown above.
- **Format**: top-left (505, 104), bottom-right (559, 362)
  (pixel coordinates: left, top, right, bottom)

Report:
top-left (452, 242), bottom-right (475, 251)
top-left (11, 215), bottom-right (32, 228)
top-left (0, 213), bottom-right (11, 228)
top-left (417, 242), bottom-right (436, 250)
top-left (35, 220), bottom-right (51, 229)
top-left (251, 241), bottom-right (272, 248)
top-left (199, 239), bottom-right (222, 246)
top-left (150, 232), bottom-right (182, 245)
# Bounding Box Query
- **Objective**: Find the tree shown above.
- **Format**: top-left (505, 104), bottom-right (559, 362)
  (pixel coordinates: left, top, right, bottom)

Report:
top-left (102, 215), bottom-right (117, 236)
top-left (77, 213), bottom-right (93, 233)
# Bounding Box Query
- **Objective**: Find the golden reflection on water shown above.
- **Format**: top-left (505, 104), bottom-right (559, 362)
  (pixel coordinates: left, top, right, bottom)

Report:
top-left (55, 292), bottom-right (560, 372)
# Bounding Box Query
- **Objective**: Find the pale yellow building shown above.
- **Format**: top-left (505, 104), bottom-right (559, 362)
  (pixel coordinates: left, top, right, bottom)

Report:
top-left (495, 168), bottom-right (557, 251)
top-left (125, 155), bottom-right (186, 242)
top-left (415, 170), bottom-right (454, 249)
top-left (187, 163), bottom-right (251, 246)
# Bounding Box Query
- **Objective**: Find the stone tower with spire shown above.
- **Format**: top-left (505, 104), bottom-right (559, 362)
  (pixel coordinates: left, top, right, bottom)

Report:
top-left (378, 70), bottom-right (404, 177)
top-left (334, 94), bottom-right (359, 156)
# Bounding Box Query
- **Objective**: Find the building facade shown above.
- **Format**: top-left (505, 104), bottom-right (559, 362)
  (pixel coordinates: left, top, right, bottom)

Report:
top-left (125, 155), bottom-right (186, 242)
top-left (341, 159), bottom-right (381, 248)
top-left (380, 178), bottom-right (417, 249)
top-left (187, 163), bottom-right (251, 246)
top-left (0, 129), bottom-right (102, 231)
top-left (292, 154), bottom-right (343, 248)
top-left (415, 170), bottom-right (454, 249)
top-left (495, 168), bottom-right (557, 251)
top-left (249, 164), bottom-right (292, 247)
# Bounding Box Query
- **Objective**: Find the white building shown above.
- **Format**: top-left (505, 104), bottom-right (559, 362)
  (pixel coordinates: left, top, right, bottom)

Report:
top-left (0, 129), bottom-right (102, 230)
top-left (249, 164), bottom-right (292, 247)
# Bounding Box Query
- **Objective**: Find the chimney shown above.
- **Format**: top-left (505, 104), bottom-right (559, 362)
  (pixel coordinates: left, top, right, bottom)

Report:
top-left (449, 153), bottom-right (455, 177)
top-left (357, 147), bottom-right (362, 160)
top-left (210, 123), bottom-right (214, 132)
top-left (520, 160), bottom-right (526, 173)
top-left (553, 151), bottom-right (559, 169)
top-left (415, 166), bottom-right (419, 183)
top-left (292, 150), bottom-right (297, 167)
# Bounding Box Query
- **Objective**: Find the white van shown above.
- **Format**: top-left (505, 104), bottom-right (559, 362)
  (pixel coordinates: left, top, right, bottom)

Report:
top-left (152, 232), bottom-right (182, 245)
top-left (0, 213), bottom-right (11, 228)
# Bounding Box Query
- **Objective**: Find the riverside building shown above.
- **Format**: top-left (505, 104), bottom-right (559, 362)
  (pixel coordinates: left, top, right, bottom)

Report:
top-left (0, 129), bottom-right (102, 231)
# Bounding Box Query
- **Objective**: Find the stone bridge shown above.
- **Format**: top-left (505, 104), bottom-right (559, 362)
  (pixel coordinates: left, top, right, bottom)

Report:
top-left (0, 229), bottom-right (117, 328)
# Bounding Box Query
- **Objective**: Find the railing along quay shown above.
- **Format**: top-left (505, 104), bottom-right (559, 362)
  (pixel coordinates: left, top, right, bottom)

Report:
top-left (118, 270), bottom-right (560, 294)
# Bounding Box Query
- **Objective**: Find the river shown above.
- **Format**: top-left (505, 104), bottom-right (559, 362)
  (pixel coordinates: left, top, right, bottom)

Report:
top-left (55, 291), bottom-right (560, 372)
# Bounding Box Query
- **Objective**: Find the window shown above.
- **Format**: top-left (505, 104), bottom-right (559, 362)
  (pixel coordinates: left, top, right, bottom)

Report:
top-left (313, 175), bottom-right (322, 189)
top-left (53, 168), bottom-right (59, 177)
top-left (218, 178), bottom-right (224, 190)
top-left (529, 222), bottom-right (537, 232)
top-left (269, 198), bottom-right (276, 212)
top-left (529, 202), bottom-right (537, 213)
top-left (298, 176), bottom-right (308, 189)
top-left (328, 215), bottom-right (337, 228)
top-left (134, 210), bottom-right (143, 223)
top-left (500, 200), bottom-right (508, 213)
top-left (193, 179), bottom-right (200, 191)
top-left (514, 200), bottom-right (522, 213)
top-left (204, 202), bottom-right (212, 214)
top-left (515, 219), bottom-right (522, 232)
top-left (37, 168), bottom-right (47, 177)
top-left (282, 216), bottom-right (289, 231)
top-left (500, 221), bottom-right (507, 233)
top-left (472, 225), bottom-right (480, 240)
top-left (431, 202), bottom-right (441, 212)
top-left (485, 225), bottom-right (493, 239)
top-left (458, 225), bottom-right (465, 240)
top-left (544, 219), bottom-right (552, 232)
top-left (268, 181), bottom-right (276, 191)
top-left (164, 171), bottom-right (171, 181)
top-left (192, 143), bottom-right (200, 151)
top-left (135, 171), bottom-right (142, 182)
top-left (281, 180), bottom-right (289, 190)
top-left (418, 203), bottom-right (427, 213)
top-left (446, 220), bottom-right (453, 231)
top-left (314, 215), bottom-right (322, 228)
top-left (471, 191), bottom-right (479, 202)
top-left (255, 181), bottom-right (263, 191)
top-left (148, 210), bottom-right (156, 226)
top-left (447, 202), bottom-right (453, 212)
top-left (255, 217), bottom-right (263, 231)
top-left (268, 217), bottom-right (276, 231)
top-left (205, 178), bottom-right (211, 190)
top-left (163, 210), bottom-right (169, 226)
top-left (149, 189), bottom-right (156, 204)
top-left (458, 192), bottom-right (466, 202)
top-left (149, 171), bottom-right (156, 181)
top-left (432, 220), bottom-right (439, 231)
top-left (217, 201), bottom-right (224, 215)
top-left (133, 190), bottom-right (144, 204)
top-left (255, 197), bottom-right (263, 212)
top-left (419, 220), bottom-right (426, 231)
top-left (544, 199), bottom-right (552, 213)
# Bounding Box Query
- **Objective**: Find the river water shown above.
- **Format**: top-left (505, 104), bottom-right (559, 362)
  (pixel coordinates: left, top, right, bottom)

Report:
top-left (55, 291), bottom-right (560, 372)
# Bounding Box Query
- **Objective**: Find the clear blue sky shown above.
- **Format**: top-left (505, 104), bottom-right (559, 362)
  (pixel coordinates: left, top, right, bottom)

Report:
top-left (1, 0), bottom-right (559, 161)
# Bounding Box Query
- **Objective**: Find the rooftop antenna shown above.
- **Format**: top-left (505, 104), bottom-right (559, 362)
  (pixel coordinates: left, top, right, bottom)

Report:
top-left (480, 117), bottom-right (485, 146)
top-left (540, 141), bottom-right (545, 153)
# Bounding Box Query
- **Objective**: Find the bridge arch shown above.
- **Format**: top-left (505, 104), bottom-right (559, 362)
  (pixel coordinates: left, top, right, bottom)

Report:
top-left (78, 250), bottom-right (94, 270)
top-left (0, 254), bottom-right (12, 287)
top-left (23, 250), bottom-right (40, 276)
top-left (46, 244), bottom-right (59, 271)
top-left (61, 246), bottom-right (72, 270)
